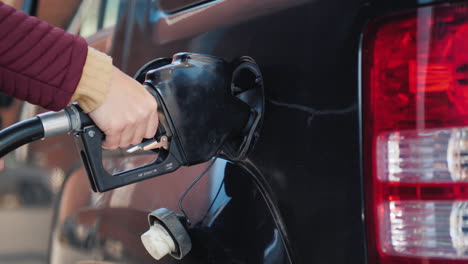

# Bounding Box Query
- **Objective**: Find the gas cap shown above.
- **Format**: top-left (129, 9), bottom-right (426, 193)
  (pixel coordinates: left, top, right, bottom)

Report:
top-left (141, 208), bottom-right (191, 260)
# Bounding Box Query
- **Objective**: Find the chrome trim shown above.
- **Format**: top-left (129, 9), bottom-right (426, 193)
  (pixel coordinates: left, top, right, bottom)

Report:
top-left (65, 105), bottom-right (82, 132)
top-left (37, 111), bottom-right (71, 138)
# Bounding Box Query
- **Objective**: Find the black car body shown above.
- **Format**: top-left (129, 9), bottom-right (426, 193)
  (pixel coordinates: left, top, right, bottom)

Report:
top-left (1, 0), bottom-right (465, 263)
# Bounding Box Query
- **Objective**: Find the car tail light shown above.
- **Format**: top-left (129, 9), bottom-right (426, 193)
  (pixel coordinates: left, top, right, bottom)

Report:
top-left (363, 2), bottom-right (468, 263)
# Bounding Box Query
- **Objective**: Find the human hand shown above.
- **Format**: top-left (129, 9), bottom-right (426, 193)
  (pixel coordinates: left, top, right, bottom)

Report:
top-left (88, 66), bottom-right (158, 150)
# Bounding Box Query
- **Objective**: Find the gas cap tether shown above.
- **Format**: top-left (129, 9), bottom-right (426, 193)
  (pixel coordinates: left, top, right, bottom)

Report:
top-left (141, 208), bottom-right (191, 260)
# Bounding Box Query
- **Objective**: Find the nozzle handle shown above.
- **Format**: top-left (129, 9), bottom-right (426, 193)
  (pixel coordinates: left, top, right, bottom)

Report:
top-left (74, 86), bottom-right (184, 192)
top-left (74, 57), bottom-right (186, 192)
top-left (75, 123), bottom-right (182, 192)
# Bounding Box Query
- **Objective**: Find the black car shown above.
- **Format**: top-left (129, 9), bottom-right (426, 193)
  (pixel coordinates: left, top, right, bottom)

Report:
top-left (1, 0), bottom-right (466, 264)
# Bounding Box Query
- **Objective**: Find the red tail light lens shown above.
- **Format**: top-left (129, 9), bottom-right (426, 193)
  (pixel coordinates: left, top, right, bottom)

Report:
top-left (363, 2), bottom-right (468, 263)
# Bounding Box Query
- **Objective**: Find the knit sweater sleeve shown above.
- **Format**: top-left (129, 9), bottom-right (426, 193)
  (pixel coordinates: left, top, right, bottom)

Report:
top-left (0, 2), bottom-right (87, 111)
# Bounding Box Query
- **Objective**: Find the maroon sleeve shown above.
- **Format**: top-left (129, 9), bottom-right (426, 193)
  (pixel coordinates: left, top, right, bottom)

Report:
top-left (0, 3), bottom-right (88, 111)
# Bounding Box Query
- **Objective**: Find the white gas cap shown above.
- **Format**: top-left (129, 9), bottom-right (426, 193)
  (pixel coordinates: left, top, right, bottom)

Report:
top-left (141, 223), bottom-right (176, 260)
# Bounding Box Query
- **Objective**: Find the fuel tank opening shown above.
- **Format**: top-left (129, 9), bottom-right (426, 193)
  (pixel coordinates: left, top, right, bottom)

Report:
top-left (222, 57), bottom-right (265, 161)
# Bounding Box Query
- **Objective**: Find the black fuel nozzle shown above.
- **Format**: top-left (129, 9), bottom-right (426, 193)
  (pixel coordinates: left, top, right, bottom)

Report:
top-left (75, 53), bottom-right (264, 192)
top-left (144, 53), bottom-right (253, 165)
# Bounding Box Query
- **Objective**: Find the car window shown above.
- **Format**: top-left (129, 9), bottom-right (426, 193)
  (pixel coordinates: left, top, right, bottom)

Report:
top-left (102, 0), bottom-right (121, 29)
top-left (79, 0), bottom-right (102, 38)
top-left (79, 0), bottom-right (121, 38)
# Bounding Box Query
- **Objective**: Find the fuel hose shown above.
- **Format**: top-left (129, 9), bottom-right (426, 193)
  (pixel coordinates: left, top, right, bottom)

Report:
top-left (0, 105), bottom-right (84, 158)
top-left (0, 117), bottom-right (44, 157)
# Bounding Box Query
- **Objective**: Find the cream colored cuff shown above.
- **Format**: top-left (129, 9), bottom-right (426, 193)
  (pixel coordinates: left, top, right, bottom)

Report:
top-left (70, 47), bottom-right (113, 113)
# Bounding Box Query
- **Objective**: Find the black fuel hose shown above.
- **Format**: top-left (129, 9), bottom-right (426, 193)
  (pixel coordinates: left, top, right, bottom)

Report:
top-left (0, 117), bottom-right (44, 157)
top-left (0, 105), bottom-right (86, 158)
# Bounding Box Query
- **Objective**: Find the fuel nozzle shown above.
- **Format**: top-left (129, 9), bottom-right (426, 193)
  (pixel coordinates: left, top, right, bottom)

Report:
top-left (74, 53), bottom-right (264, 192)
top-left (143, 53), bottom-right (261, 165)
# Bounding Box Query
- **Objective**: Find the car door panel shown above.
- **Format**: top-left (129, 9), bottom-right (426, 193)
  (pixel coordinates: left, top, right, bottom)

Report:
top-left (50, 0), bottom-right (366, 263)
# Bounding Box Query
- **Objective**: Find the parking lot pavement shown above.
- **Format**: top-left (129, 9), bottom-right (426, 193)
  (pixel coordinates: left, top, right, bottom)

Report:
top-left (0, 208), bottom-right (52, 264)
